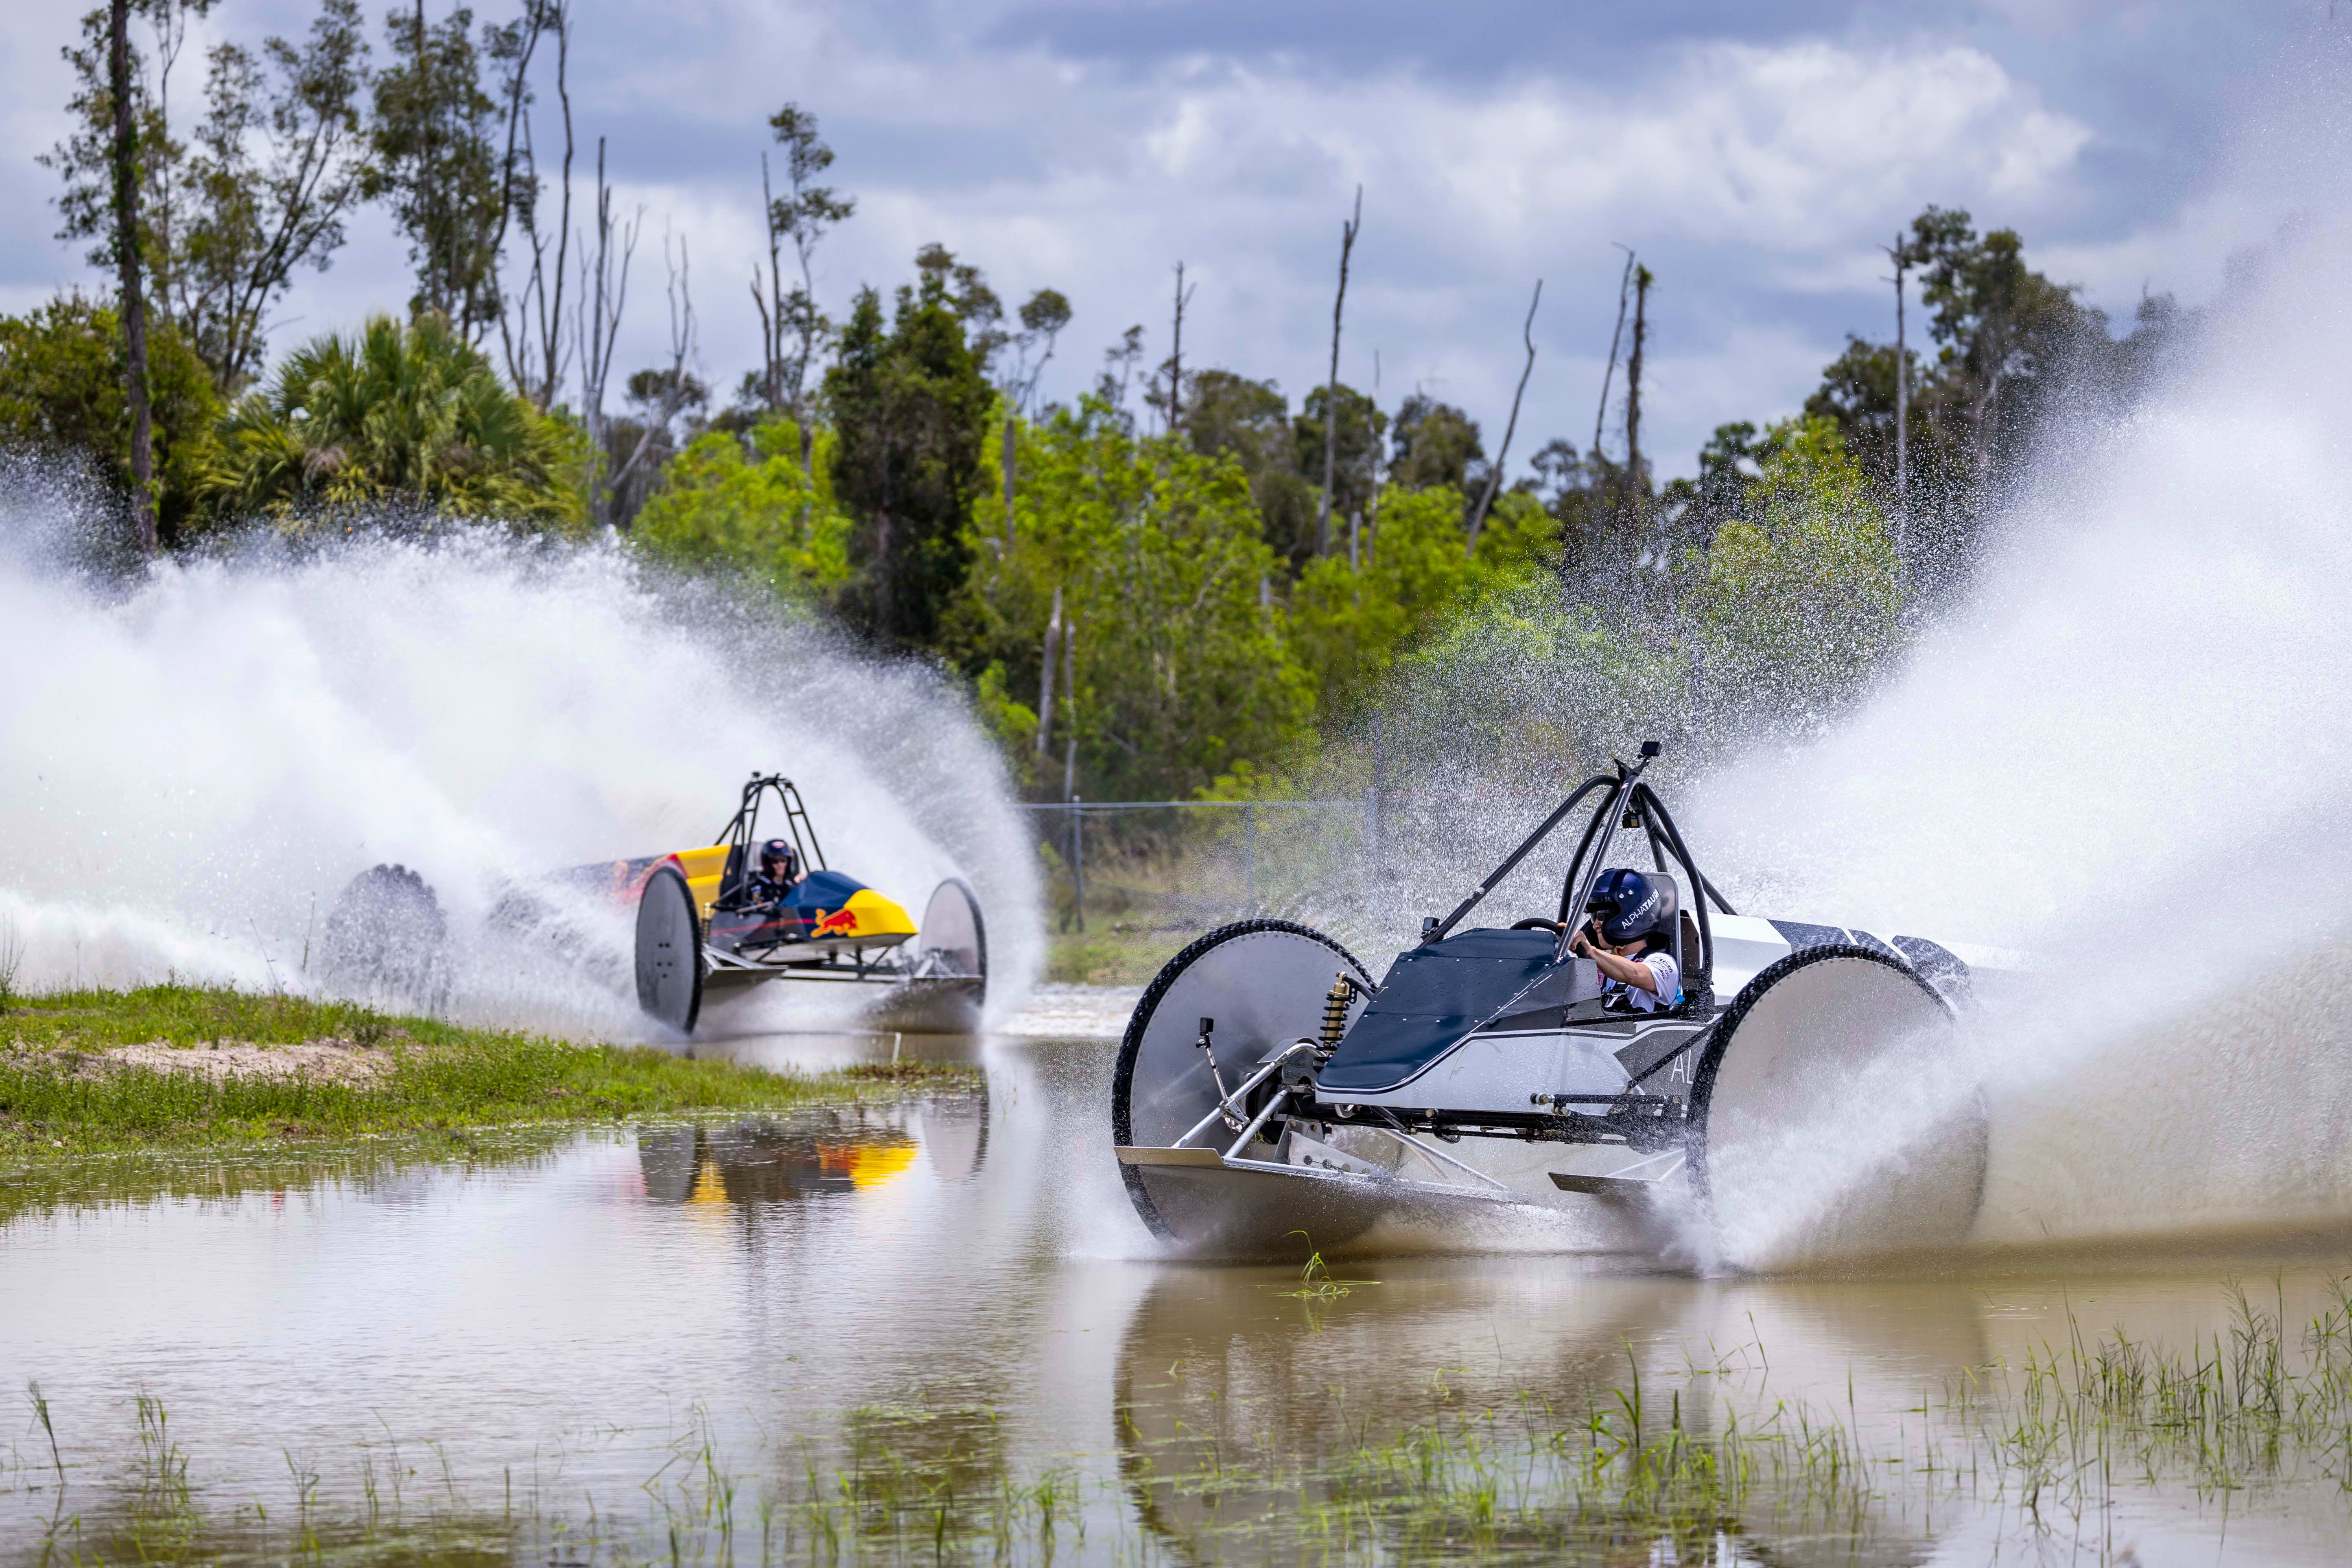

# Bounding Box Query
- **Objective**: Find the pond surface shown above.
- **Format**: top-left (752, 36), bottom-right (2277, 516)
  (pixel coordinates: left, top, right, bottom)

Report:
top-left (4, 1002), bottom-right (2350, 1565)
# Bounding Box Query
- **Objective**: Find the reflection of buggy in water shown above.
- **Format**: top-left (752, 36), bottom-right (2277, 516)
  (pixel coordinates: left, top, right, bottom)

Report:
top-left (1113, 741), bottom-right (2019, 1262)
top-left (636, 1098), bottom-right (988, 1204)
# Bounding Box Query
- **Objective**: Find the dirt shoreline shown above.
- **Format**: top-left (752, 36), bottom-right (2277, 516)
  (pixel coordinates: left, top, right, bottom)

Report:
top-left (20, 1039), bottom-right (396, 1085)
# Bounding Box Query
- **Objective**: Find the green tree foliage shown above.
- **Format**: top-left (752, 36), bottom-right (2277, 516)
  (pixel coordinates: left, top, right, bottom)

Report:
top-left (178, 0), bottom-right (372, 391)
top-left (1293, 383), bottom-right (1386, 553)
top-left (41, 0), bottom-right (373, 394)
top-left (824, 259), bottom-right (993, 646)
top-left (0, 295), bottom-right (220, 542)
top-left (632, 418), bottom-right (853, 601)
top-left (1289, 485), bottom-right (1558, 727)
top-left (364, 3), bottom-right (502, 341)
top-left (203, 312), bottom-right (582, 527)
top-left (1183, 370), bottom-right (1313, 563)
top-left (955, 400), bottom-right (1312, 800)
top-left (1389, 394), bottom-right (1484, 494)
top-left (1687, 416), bottom-right (1901, 735)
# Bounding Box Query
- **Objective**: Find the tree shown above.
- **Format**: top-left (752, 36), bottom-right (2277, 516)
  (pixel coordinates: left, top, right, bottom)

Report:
top-left (632, 416), bottom-right (853, 601)
top-left (599, 364), bottom-right (706, 529)
top-left (750, 102), bottom-right (854, 456)
top-left (41, 2), bottom-right (373, 399)
top-left (951, 400), bottom-right (1312, 798)
top-left (1388, 394), bottom-right (1482, 494)
top-left (203, 312), bottom-right (584, 526)
top-left (1906, 206), bottom-right (2089, 484)
top-left (1289, 482), bottom-right (1558, 726)
top-left (1183, 370), bottom-right (1314, 564)
top-left (824, 258), bottom-right (993, 647)
top-left (1687, 416), bottom-right (1901, 737)
top-left (178, 0), bottom-right (372, 392)
top-left (107, 0), bottom-right (158, 553)
top-left (365, 2), bottom-right (503, 341)
top-left (491, 0), bottom-right (572, 411)
top-left (1298, 383), bottom-right (1383, 562)
top-left (0, 295), bottom-right (220, 545)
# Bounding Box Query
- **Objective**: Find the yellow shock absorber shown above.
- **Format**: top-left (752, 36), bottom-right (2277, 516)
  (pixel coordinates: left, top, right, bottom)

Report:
top-left (1320, 973), bottom-right (1360, 1052)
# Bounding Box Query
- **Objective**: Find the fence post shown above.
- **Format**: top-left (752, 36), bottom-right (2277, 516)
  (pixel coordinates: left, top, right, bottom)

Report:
top-left (1244, 802), bottom-right (1257, 910)
top-left (1071, 795), bottom-right (1085, 933)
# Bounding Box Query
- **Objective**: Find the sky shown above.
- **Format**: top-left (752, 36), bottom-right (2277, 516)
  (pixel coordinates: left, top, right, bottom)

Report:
top-left (0, 0), bottom-right (2328, 480)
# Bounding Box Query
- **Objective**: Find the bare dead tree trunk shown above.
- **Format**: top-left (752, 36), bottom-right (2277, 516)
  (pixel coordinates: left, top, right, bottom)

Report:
top-left (109, 0), bottom-right (156, 557)
top-left (1317, 186), bottom-right (1362, 555)
top-left (575, 138), bottom-right (640, 527)
top-left (1164, 260), bottom-right (1195, 437)
top-left (1625, 263), bottom-right (1652, 526)
top-left (498, 2), bottom-right (574, 409)
top-left (752, 151), bottom-right (784, 415)
top-left (1592, 249), bottom-right (1634, 471)
top-left (1467, 279), bottom-right (1541, 553)
top-left (605, 232), bottom-right (697, 527)
top-left (1034, 583), bottom-right (1062, 762)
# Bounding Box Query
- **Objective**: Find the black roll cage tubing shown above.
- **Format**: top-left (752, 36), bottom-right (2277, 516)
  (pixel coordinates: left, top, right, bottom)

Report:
top-left (715, 774), bottom-right (829, 881)
top-left (1420, 752), bottom-right (1737, 979)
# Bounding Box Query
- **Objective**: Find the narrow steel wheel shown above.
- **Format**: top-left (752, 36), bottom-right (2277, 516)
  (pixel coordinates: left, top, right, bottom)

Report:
top-left (1692, 945), bottom-right (1986, 1265)
top-left (634, 865), bottom-right (704, 1035)
top-left (1111, 920), bottom-right (1372, 1240)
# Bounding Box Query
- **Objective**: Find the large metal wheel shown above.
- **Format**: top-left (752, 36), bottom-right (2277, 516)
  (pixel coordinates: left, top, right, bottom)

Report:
top-left (318, 863), bottom-right (451, 1014)
top-left (634, 865), bottom-right (704, 1035)
top-left (1111, 920), bottom-right (1373, 1242)
top-left (916, 877), bottom-right (988, 991)
top-left (1692, 944), bottom-right (1986, 1266)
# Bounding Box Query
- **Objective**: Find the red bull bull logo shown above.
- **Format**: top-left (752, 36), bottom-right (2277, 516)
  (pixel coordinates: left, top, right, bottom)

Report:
top-left (811, 907), bottom-right (859, 938)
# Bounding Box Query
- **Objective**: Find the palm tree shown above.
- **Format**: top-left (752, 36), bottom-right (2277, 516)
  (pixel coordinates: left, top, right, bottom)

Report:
top-left (205, 313), bottom-right (585, 527)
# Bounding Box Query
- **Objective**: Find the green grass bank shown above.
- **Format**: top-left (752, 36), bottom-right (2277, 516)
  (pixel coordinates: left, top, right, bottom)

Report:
top-left (0, 984), bottom-right (968, 1160)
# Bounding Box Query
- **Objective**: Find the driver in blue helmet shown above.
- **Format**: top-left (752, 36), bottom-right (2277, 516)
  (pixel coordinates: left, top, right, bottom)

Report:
top-left (1568, 867), bottom-right (1681, 1013)
top-left (748, 838), bottom-right (802, 904)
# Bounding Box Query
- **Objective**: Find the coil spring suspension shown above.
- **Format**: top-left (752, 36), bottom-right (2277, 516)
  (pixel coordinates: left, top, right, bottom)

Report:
top-left (1320, 972), bottom-right (1363, 1052)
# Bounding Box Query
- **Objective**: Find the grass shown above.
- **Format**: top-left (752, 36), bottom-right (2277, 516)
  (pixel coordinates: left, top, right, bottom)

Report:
top-left (1043, 925), bottom-right (1191, 985)
top-left (0, 982), bottom-right (972, 1160)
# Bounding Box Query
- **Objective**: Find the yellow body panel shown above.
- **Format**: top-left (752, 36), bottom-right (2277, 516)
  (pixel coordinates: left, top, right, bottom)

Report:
top-left (670, 844), bottom-right (733, 921)
top-left (827, 887), bottom-right (917, 940)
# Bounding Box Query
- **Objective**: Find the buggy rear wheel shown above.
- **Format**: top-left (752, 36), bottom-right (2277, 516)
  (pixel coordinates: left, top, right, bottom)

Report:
top-left (319, 863), bottom-right (451, 1013)
top-left (634, 865), bottom-right (704, 1036)
top-left (1692, 944), bottom-right (1986, 1266)
top-left (1111, 920), bottom-right (1373, 1244)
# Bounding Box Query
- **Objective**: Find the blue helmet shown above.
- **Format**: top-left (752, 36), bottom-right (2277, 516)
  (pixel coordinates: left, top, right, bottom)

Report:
top-left (1587, 867), bottom-right (1667, 946)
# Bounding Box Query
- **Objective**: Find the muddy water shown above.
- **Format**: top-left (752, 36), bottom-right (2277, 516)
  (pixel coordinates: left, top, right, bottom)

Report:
top-left (3, 1006), bottom-right (2350, 1565)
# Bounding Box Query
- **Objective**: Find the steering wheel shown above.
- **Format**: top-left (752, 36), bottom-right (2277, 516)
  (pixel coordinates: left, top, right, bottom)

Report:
top-left (1510, 918), bottom-right (1564, 934)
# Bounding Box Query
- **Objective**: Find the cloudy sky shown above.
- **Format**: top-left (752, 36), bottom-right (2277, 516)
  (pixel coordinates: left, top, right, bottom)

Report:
top-left (0, 0), bottom-right (2327, 477)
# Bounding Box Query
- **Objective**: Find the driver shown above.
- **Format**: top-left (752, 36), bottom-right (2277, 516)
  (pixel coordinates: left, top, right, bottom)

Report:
top-left (748, 838), bottom-right (802, 903)
top-left (1567, 867), bottom-right (1681, 1013)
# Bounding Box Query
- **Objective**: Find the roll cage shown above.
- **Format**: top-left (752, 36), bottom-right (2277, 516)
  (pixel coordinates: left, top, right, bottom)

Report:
top-left (1420, 741), bottom-right (1737, 984)
top-left (713, 773), bottom-right (828, 909)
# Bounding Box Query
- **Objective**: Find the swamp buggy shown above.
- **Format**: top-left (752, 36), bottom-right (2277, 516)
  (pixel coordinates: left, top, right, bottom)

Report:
top-left (324, 774), bottom-right (987, 1035)
top-left (1111, 742), bottom-right (2014, 1262)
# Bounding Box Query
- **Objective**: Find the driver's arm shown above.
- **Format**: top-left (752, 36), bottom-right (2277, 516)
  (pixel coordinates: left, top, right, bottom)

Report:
top-left (1569, 925), bottom-right (1661, 993)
